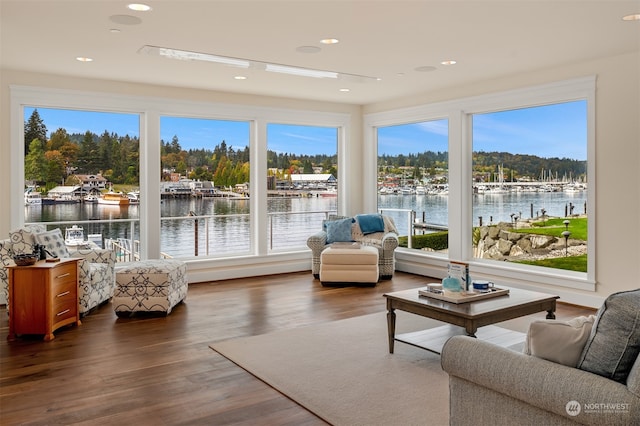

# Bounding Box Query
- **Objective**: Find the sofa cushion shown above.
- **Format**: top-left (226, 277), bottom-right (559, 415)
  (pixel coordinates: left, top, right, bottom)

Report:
top-left (577, 289), bottom-right (640, 383)
top-left (355, 214), bottom-right (385, 235)
top-left (325, 218), bottom-right (354, 244)
top-left (34, 228), bottom-right (70, 259)
top-left (523, 315), bottom-right (595, 367)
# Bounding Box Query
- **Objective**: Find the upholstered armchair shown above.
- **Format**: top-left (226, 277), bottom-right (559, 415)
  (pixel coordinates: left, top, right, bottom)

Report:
top-left (1, 225), bottom-right (116, 315)
top-left (307, 214), bottom-right (399, 280)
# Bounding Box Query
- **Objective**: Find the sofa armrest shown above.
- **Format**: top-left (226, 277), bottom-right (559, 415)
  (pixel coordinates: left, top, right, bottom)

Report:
top-left (441, 335), bottom-right (638, 426)
top-left (306, 231), bottom-right (328, 253)
top-left (381, 232), bottom-right (399, 251)
top-left (70, 248), bottom-right (116, 286)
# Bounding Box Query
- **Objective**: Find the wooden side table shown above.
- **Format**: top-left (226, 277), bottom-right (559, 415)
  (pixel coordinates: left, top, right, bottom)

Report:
top-left (7, 258), bottom-right (81, 341)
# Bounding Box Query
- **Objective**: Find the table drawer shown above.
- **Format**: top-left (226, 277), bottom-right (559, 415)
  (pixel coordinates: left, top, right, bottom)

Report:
top-left (51, 263), bottom-right (77, 293)
top-left (53, 298), bottom-right (77, 321)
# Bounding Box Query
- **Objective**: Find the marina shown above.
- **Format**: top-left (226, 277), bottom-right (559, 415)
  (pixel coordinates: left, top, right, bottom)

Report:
top-left (25, 189), bottom-right (587, 259)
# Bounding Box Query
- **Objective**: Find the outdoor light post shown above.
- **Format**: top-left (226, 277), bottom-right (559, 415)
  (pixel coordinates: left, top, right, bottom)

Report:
top-left (562, 230), bottom-right (571, 257)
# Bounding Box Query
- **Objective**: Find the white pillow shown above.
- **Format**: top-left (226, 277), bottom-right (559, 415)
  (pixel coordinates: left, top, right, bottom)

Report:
top-left (34, 228), bottom-right (70, 259)
top-left (523, 315), bottom-right (596, 367)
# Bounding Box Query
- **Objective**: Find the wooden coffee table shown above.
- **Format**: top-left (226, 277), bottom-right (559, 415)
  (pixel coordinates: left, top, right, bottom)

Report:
top-left (384, 286), bottom-right (559, 354)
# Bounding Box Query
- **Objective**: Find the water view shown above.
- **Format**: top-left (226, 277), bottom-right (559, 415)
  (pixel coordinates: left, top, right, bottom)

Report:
top-left (25, 190), bottom-right (586, 258)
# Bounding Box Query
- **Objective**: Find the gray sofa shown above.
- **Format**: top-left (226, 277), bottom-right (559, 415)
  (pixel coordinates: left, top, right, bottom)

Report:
top-left (441, 289), bottom-right (640, 426)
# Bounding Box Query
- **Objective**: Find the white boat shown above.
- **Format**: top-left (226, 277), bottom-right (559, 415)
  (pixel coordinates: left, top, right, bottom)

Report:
top-left (84, 194), bottom-right (99, 203)
top-left (127, 191), bottom-right (140, 204)
top-left (24, 188), bottom-right (42, 205)
top-left (98, 191), bottom-right (130, 206)
top-left (65, 225), bottom-right (85, 247)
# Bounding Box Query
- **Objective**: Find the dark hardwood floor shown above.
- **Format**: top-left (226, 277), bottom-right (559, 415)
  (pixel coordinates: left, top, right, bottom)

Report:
top-left (0, 271), bottom-right (595, 425)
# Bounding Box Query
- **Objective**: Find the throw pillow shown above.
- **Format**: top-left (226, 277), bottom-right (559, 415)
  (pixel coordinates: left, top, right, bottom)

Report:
top-left (523, 315), bottom-right (595, 367)
top-left (325, 218), bottom-right (354, 244)
top-left (355, 214), bottom-right (385, 235)
top-left (9, 228), bottom-right (38, 255)
top-left (34, 228), bottom-right (70, 259)
top-left (577, 289), bottom-right (640, 383)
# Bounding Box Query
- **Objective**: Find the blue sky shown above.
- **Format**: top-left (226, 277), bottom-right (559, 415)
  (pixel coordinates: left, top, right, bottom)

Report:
top-left (25, 100), bottom-right (586, 160)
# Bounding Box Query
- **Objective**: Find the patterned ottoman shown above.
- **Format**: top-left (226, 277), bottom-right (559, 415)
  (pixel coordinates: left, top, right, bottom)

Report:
top-left (113, 259), bottom-right (188, 316)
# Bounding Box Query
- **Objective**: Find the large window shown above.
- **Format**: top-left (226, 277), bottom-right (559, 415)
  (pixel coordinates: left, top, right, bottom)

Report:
top-left (159, 117), bottom-right (250, 259)
top-left (365, 77), bottom-right (595, 290)
top-left (471, 101), bottom-right (588, 273)
top-left (23, 107), bottom-right (141, 259)
top-left (266, 123), bottom-right (338, 251)
top-left (376, 120), bottom-right (449, 253)
top-left (13, 86), bottom-right (349, 275)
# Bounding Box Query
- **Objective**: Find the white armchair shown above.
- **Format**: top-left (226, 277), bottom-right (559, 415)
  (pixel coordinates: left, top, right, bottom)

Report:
top-left (1, 225), bottom-right (116, 315)
top-left (307, 214), bottom-right (399, 280)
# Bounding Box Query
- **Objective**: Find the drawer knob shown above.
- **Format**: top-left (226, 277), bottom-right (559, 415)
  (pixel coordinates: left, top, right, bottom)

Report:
top-left (56, 291), bottom-right (70, 297)
top-left (56, 309), bottom-right (70, 316)
top-left (55, 272), bottom-right (71, 279)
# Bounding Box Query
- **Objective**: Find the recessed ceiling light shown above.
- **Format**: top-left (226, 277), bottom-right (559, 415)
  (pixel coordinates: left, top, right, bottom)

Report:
top-left (109, 28), bottom-right (121, 33)
top-left (339, 88), bottom-right (350, 92)
top-left (128, 3), bottom-right (152, 12)
top-left (76, 57), bottom-right (93, 62)
top-left (622, 14), bottom-right (640, 21)
top-left (320, 38), bottom-right (339, 45)
top-left (440, 60), bottom-right (457, 65)
top-left (234, 76), bottom-right (247, 80)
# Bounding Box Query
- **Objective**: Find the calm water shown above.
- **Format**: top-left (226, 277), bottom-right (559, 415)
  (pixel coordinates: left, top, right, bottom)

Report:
top-left (25, 191), bottom-right (586, 257)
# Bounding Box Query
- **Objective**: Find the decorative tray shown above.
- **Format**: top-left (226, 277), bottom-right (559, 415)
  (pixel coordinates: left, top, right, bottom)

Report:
top-left (418, 286), bottom-right (509, 304)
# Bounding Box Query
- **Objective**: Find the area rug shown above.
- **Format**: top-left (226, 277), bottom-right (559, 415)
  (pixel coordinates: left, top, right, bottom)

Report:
top-left (209, 311), bottom-right (452, 426)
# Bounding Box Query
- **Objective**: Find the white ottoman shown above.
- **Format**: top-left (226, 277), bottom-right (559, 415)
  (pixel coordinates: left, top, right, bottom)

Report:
top-left (114, 259), bottom-right (188, 316)
top-left (320, 245), bottom-right (379, 286)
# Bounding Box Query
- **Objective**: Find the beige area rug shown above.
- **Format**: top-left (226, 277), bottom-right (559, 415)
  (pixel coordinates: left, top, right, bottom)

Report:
top-left (210, 311), bottom-right (453, 426)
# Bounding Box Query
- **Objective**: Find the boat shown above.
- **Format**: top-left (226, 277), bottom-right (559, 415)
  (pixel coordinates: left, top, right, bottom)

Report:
top-left (319, 187), bottom-right (337, 197)
top-left (24, 188), bottom-right (42, 205)
top-left (127, 191), bottom-right (140, 204)
top-left (65, 225), bottom-right (85, 247)
top-left (98, 191), bottom-right (130, 206)
top-left (84, 194), bottom-right (99, 203)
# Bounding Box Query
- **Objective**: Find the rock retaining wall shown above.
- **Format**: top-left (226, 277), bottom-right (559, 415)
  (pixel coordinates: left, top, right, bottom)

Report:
top-left (476, 222), bottom-right (586, 261)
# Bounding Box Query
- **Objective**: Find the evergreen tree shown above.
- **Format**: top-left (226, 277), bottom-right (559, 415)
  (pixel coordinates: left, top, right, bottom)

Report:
top-left (24, 139), bottom-right (47, 183)
top-left (24, 109), bottom-right (48, 156)
top-left (77, 131), bottom-right (99, 173)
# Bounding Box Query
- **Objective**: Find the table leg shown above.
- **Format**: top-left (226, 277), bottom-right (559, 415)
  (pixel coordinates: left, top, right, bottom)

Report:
top-left (465, 323), bottom-right (478, 338)
top-left (387, 307), bottom-right (396, 353)
top-left (546, 309), bottom-right (556, 319)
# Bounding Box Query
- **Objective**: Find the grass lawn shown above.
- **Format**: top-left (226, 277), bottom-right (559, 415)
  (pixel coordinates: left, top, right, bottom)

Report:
top-left (516, 254), bottom-right (587, 272)
top-left (516, 217), bottom-right (587, 241)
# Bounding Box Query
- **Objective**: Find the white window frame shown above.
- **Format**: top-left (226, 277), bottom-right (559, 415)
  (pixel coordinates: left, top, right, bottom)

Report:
top-left (10, 85), bottom-right (350, 268)
top-left (364, 76), bottom-right (596, 291)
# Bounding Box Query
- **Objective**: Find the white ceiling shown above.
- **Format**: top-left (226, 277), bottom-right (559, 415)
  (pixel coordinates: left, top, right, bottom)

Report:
top-left (1, 1), bottom-right (638, 105)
